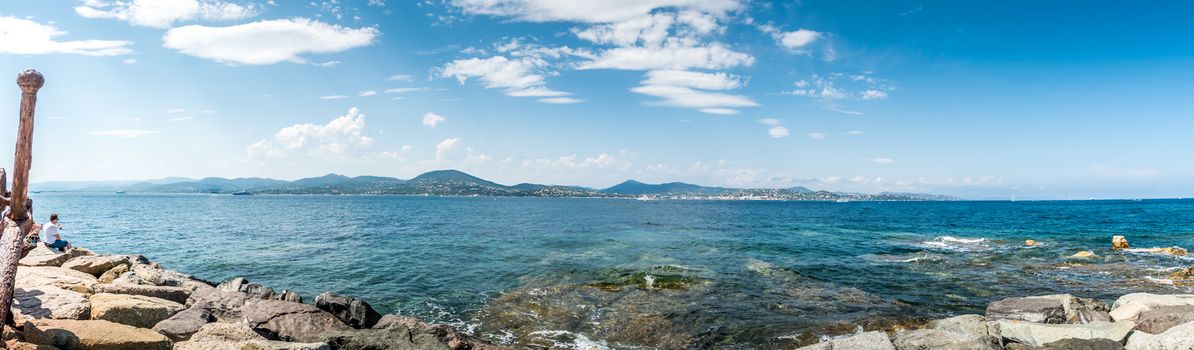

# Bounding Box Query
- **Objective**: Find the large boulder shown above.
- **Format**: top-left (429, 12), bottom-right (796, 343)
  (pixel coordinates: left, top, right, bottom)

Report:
top-left (371, 315), bottom-right (508, 350)
top-left (1036, 294), bottom-right (1112, 324)
top-left (242, 299), bottom-right (352, 342)
top-left (173, 323), bottom-right (329, 350)
top-left (150, 306), bottom-right (213, 342)
top-left (1111, 293), bottom-right (1194, 321)
top-left (1134, 305), bottom-right (1194, 334)
top-left (23, 319), bottom-right (172, 350)
top-left (891, 329), bottom-right (1000, 350)
top-left (128, 265), bottom-right (212, 291)
top-left (19, 246), bottom-right (70, 267)
top-left (315, 292), bottom-right (382, 329)
top-left (88, 293), bottom-right (185, 328)
top-left (96, 265), bottom-right (128, 284)
top-left (927, 314), bottom-right (999, 339)
top-left (16, 267), bottom-right (98, 291)
top-left (987, 296), bottom-right (1067, 324)
top-left (92, 284), bottom-right (190, 304)
top-left (994, 320), bottom-right (1135, 347)
top-left (1124, 320), bottom-right (1194, 350)
top-left (1040, 338), bottom-right (1125, 350)
top-left (796, 331), bottom-right (896, 350)
top-left (185, 287), bottom-right (249, 321)
top-left (4, 341), bottom-right (59, 350)
top-left (11, 287), bottom-right (90, 324)
top-left (216, 277), bottom-right (303, 303)
top-left (61, 255), bottom-right (129, 277)
top-left (320, 327), bottom-right (453, 350)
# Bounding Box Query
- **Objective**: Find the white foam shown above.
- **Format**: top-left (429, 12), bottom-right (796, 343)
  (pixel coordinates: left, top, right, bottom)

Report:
top-left (528, 330), bottom-right (613, 350)
top-left (919, 236), bottom-right (991, 252)
top-left (940, 236), bottom-right (986, 244)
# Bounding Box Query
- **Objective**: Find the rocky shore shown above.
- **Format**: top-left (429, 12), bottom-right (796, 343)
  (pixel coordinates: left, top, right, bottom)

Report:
top-left (6, 244), bottom-right (509, 350)
top-left (798, 236), bottom-right (1194, 350)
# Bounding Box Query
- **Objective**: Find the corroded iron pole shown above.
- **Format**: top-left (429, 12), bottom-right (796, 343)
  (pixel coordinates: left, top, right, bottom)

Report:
top-left (0, 69), bottom-right (43, 326)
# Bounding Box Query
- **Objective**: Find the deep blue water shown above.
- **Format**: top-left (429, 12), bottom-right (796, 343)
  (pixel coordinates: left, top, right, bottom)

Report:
top-left (30, 194), bottom-right (1194, 349)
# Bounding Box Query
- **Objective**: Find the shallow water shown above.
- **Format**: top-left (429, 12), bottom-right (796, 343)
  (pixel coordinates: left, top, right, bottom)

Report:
top-left (32, 194), bottom-right (1194, 348)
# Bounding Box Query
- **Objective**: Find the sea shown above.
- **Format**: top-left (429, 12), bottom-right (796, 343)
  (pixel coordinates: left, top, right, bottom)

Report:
top-left (32, 194), bottom-right (1194, 349)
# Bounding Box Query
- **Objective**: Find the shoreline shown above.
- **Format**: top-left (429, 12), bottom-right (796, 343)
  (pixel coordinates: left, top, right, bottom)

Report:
top-left (8, 243), bottom-right (509, 349)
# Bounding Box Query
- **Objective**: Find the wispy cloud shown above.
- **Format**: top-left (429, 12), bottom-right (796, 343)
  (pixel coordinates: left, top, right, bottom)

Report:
top-left (384, 87), bottom-right (433, 94)
top-left (870, 158), bottom-right (895, 164)
top-left (320, 95), bottom-right (349, 100)
top-left (386, 74), bottom-right (415, 82)
top-left (422, 112), bottom-right (446, 127)
top-left (0, 16), bottom-right (132, 56)
top-left (92, 130), bottom-right (160, 138)
top-left (358, 90), bottom-right (377, 97)
top-left (162, 18), bottom-right (378, 65)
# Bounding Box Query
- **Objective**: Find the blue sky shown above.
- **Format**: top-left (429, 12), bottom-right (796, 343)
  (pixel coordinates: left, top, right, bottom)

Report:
top-left (1, 0), bottom-right (1192, 199)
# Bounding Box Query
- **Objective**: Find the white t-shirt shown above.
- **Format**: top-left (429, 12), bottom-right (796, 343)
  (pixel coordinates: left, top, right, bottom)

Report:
top-left (42, 224), bottom-right (59, 244)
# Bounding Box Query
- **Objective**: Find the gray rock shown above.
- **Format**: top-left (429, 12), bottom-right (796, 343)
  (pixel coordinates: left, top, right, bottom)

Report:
top-left (151, 306), bottom-right (214, 342)
top-left (373, 315), bottom-right (431, 330)
top-left (796, 331), bottom-right (896, 350)
top-left (1134, 305), bottom-right (1194, 334)
top-left (320, 327), bottom-right (452, 350)
top-left (1111, 293), bottom-right (1194, 321)
top-left (988, 296), bottom-right (1067, 324)
top-left (275, 289), bottom-right (303, 303)
top-left (892, 329), bottom-right (1000, 350)
top-left (242, 299), bottom-right (352, 342)
top-left (1040, 338), bottom-right (1125, 350)
top-left (1124, 320), bottom-right (1194, 350)
top-left (1035, 294), bottom-right (1112, 324)
top-left (97, 264), bottom-right (129, 284)
top-left (994, 320), bottom-right (1135, 347)
top-left (61, 255), bottom-right (130, 276)
top-left (23, 319), bottom-right (173, 350)
top-left (173, 323), bottom-right (330, 350)
top-left (186, 286), bottom-right (249, 321)
top-left (928, 314), bottom-right (1000, 338)
top-left (93, 283), bottom-right (192, 304)
top-left (315, 292), bottom-right (382, 329)
top-left (130, 264), bottom-right (213, 291)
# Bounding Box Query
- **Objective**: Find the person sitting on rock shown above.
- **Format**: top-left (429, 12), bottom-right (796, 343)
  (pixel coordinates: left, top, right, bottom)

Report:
top-left (42, 213), bottom-right (71, 252)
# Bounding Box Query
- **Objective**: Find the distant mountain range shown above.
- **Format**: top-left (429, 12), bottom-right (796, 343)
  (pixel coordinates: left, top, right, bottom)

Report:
top-left (31, 169), bottom-right (955, 201)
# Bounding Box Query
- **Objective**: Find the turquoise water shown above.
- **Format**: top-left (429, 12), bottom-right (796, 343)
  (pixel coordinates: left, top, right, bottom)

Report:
top-left (32, 194), bottom-right (1194, 348)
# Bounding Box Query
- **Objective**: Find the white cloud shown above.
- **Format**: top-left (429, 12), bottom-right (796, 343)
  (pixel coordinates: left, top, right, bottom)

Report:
top-left (579, 41), bottom-right (752, 71)
top-left (870, 158), bottom-right (895, 164)
top-left (807, 132), bottom-right (826, 140)
top-left (122, 58), bottom-right (138, 64)
top-left (440, 55), bottom-right (575, 103)
top-left (539, 97), bottom-right (582, 104)
top-left (449, 0), bottom-right (744, 23)
top-left (767, 126), bottom-right (789, 138)
top-left (436, 138), bottom-right (461, 160)
top-left (163, 18), bottom-right (378, 65)
top-left (245, 107), bottom-right (376, 161)
top-left (168, 116), bottom-right (194, 122)
top-left (846, 130), bottom-right (864, 135)
top-left (631, 70), bottom-right (756, 114)
top-left (75, 0), bottom-right (258, 29)
top-left (320, 95), bottom-right (348, 100)
top-left (386, 74), bottom-right (415, 82)
top-left (0, 16), bottom-right (132, 56)
top-left (384, 87), bottom-right (433, 94)
top-left (422, 112), bottom-right (446, 127)
top-left (92, 130), bottom-right (160, 138)
top-left (861, 89), bottom-right (888, 100)
top-left (760, 25), bottom-right (822, 50)
top-left (358, 90), bottom-right (377, 97)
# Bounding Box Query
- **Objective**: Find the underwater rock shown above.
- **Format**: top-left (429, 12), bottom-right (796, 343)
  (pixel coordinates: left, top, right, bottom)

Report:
top-left (1026, 240), bottom-right (1039, 246)
top-left (1070, 251), bottom-right (1097, 259)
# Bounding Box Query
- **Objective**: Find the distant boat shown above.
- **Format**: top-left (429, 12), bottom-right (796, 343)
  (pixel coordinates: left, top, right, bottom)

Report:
top-left (232, 191), bottom-right (253, 196)
top-left (637, 195), bottom-right (653, 201)
top-left (115, 191), bottom-right (126, 194)
top-left (835, 198), bottom-right (850, 203)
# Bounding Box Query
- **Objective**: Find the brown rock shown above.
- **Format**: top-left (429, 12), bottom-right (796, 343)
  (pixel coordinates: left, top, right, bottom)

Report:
top-left (92, 284), bottom-right (190, 304)
top-left (61, 255), bottom-right (130, 277)
top-left (173, 323), bottom-right (330, 350)
top-left (16, 266), bottom-right (98, 291)
top-left (1025, 240), bottom-right (1039, 246)
top-left (11, 287), bottom-right (90, 324)
top-left (23, 319), bottom-right (172, 350)
top-left (150, 306), bottom-right (213, 342)
top-left (242, 299), bottom-right (351, 342)
top-left (1112, 235), bottom-right (1129, 250)
top-left (1135, 305), bottom-right (1194, 333)
top-left (88, 293), bottom-right (185, 328)
top-left (97, 265), bottom-right (128, 284)
top-left (1070, 251), bottom-right (1097, 259)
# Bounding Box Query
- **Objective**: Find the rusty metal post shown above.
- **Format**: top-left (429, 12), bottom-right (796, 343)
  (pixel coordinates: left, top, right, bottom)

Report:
top-left (0, 69), bottom-right (44, 327)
